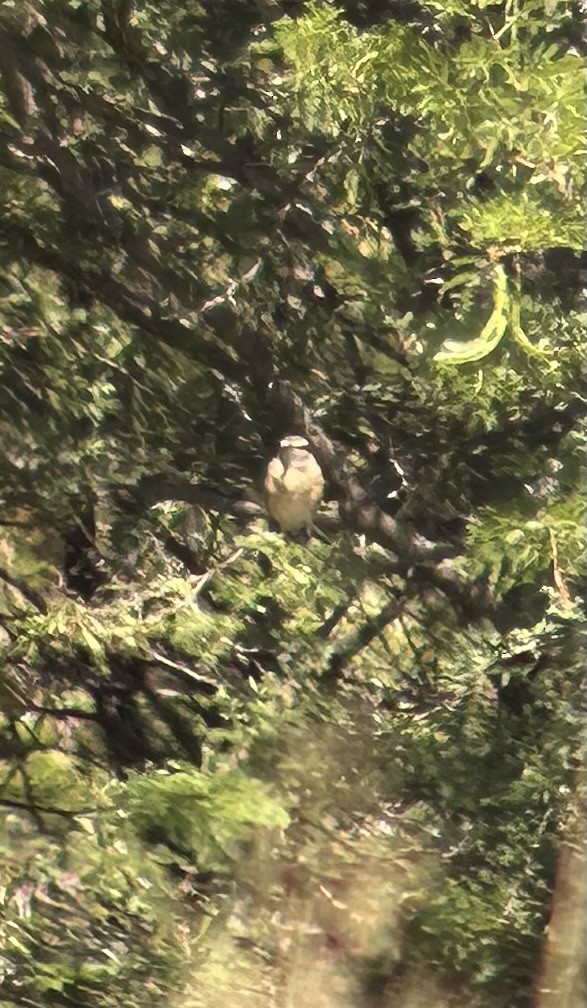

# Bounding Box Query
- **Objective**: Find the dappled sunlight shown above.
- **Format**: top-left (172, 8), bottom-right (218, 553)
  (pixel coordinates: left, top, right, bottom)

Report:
top-left (0, 1), bottom-right (584, 1006)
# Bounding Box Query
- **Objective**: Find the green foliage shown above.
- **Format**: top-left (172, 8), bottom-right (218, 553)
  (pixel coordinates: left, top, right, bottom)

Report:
top-left (277, 1), bottom-right (585, 261)
top-left (466, 493), bottom-right (586, 595)
top-left (457, 189), bottom-right (585, 251)
top-left (123, 765), bottom-right (289, 870)
top-left (434, 265), bottom-right (511, 364)
top-left (0, 808), bottom-right (189, 1008)
top-left (0, 1), bottom-right (585, 1007)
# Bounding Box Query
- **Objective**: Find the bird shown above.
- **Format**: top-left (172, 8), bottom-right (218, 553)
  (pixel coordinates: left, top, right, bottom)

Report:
top-left (264, 435), bottom-right (325, 536)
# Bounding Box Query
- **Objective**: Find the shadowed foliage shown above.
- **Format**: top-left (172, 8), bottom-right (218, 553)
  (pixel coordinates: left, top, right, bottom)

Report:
top-left (0, 1), bottom-right (585, 1006)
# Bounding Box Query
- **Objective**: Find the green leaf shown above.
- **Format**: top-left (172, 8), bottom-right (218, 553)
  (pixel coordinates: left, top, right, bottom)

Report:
top-left (434, 266), bottom-right (509, 364)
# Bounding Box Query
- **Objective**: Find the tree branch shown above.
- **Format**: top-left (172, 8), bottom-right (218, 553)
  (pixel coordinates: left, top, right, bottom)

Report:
top-left (324, 596), bottom-right (402, 683)
top-left (0, 797), bottom-right (97, 817)
top-left (6, 223), bottom-right (241, 377)
top-left (0, 566), bottom-right (47, 613)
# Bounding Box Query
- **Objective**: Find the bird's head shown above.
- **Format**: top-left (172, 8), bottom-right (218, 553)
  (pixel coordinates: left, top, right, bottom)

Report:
top-left (278, 434), bottom-right (310, 467)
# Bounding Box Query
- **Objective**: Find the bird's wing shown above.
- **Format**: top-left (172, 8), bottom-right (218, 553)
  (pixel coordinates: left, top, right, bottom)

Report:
top-left (264, 456), bottom-right (285, 495)
top-left (282, 457), bottom-right (325, 501)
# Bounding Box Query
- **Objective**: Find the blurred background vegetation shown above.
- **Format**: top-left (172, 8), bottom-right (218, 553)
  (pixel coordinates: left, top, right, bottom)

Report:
top-left (0, 1), bottom-right (585, 1006)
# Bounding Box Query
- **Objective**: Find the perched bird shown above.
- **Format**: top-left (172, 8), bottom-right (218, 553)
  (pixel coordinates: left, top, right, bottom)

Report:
top-left (264, 435), bottom-right (325, 535)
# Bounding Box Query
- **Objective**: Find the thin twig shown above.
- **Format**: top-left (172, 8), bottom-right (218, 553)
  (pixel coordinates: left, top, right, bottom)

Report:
top-left (0, 797), bottom-right (97, 817)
